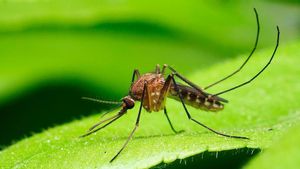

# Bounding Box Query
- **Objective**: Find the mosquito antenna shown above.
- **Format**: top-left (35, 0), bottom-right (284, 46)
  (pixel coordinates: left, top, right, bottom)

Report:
top-left (204, 8), bottom-right (260, 90)
top-left (81, 97), bottom-right (122, 105)
top-left (214, 26), bottom-right (280, 96)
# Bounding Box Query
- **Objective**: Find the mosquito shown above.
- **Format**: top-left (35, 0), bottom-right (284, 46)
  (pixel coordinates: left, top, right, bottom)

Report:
top-left (80, 8), bottom-right (280, 162)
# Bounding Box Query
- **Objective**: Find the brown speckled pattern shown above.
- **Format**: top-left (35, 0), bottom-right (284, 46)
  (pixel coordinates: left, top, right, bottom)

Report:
top-left (130, 73), bottom-right (224, 113)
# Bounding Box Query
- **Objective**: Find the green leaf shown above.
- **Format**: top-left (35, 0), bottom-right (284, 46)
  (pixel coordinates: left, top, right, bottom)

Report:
top-left (1, 39), bottom-right (299, 169)
top-left (1, 0), bottom-right (300, 105)
top-left (244, 123), bottom-right (300, 169)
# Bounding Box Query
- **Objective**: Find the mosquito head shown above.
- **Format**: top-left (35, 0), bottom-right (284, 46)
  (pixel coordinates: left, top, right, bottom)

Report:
top-left (122, 96), bottom-right (135, 109)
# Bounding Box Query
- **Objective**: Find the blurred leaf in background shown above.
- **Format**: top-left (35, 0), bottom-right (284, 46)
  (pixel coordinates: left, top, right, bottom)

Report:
top-left (0, 0), bottom-right (299, 163)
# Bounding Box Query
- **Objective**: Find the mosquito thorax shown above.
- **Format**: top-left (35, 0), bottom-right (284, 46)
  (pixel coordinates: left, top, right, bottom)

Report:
top-left (130, 73), bottom-right (165, 101)
top-left (122, 96), bottom-right (135, 109)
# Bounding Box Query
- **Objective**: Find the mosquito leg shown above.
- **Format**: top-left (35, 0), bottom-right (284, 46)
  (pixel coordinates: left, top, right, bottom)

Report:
top-left (214, 26), bottom-right (280, 96)
top-left (204, 8), bottom-right (260, 90)
top-left (167, 66), bottom-right (206, 94)
top-left (170, 74), bottom-right (249, 139)
top-left (110, 82), bottom-right (148, 163)
top-left (164, 107), bottom-right (183, 134)
top-left (131, 69), bottom-right (141, 82)
top-left (157, 74), bottom-right (172, 109)
top-left (130, 69), bottom-right (141, 86)
top-left (154, 75), bottom-right (181, 133)
top-left (166, 65), bottom-right (228, 103)
top-left (128, 69), bottom-right (141, 95)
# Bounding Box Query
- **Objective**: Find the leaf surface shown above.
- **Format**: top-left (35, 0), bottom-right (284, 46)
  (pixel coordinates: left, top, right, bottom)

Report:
top-left (1, 41), bottom-right (299, 169)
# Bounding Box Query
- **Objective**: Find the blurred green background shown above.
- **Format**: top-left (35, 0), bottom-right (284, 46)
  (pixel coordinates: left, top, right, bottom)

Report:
top-left (0, 0), bottom-right (299, 150)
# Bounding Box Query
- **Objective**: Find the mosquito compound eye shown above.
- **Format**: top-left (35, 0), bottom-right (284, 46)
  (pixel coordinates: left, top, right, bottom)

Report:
top-left (123, 97), bottom-right (135, 109)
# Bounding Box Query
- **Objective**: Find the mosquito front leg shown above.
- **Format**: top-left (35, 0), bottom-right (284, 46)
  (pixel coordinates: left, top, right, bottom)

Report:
top-left (170, 74), bottom-right (249, 139)
top-left (128, 69), bottom-right (141, 95)
top-left (110, 81), bottom-right (148, 162)
top-left (131, 69), bottom-right (141, 85)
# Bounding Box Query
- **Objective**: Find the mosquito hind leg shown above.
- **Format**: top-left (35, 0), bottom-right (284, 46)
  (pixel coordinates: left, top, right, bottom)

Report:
top-left (170, 74), bottom-right (249, 139)
top-left (204, 8), bottom-right (260, 90)
top-left (166, 65), bottom-right (228, 103)
top-left (213, 26), bottom-right (280, 96)
top-left (166, 66), bottom-right (207, 95)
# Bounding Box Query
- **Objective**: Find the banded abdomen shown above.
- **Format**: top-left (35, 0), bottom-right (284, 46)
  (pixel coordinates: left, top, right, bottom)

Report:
top-left (168, 84), bottom-right (225, 112)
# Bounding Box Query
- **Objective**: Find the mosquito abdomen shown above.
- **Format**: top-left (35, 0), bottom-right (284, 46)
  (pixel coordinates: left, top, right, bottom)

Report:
top-left (168, 85), bottom-right (224, 112)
